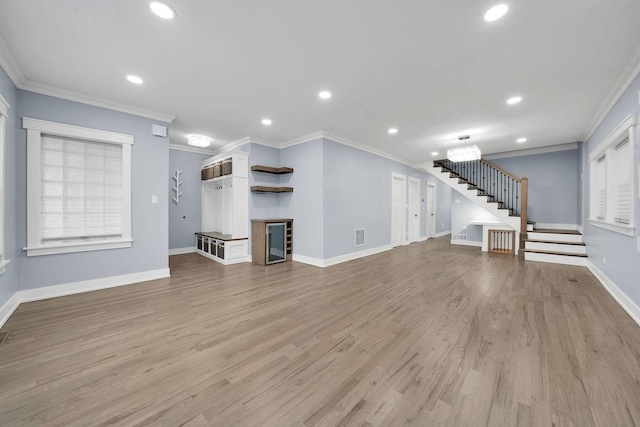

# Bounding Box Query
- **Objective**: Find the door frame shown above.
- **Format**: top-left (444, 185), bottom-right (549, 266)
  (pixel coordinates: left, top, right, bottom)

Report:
top-left (407, 177), bottom-right (421, 243)
top-left (426, 182), bottom-right (437, 238)
top-left (391, 172), bottom-right (407, 247)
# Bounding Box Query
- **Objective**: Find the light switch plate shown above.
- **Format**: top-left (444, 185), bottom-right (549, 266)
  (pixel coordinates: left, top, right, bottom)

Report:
top-left (151, 195), bottom-right (158, 204)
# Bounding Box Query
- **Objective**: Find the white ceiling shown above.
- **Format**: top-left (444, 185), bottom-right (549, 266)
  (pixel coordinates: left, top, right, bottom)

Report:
top-left (1, 0), bottom-right (639, 161)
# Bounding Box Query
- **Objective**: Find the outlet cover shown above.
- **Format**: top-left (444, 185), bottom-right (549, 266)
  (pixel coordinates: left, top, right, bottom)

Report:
top-left (151, 195), bottom-right (158, 204)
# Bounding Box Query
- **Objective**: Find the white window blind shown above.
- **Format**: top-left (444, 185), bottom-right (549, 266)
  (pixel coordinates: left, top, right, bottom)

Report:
top-left (40, 135), bottom-right (123, 241)
top-left (609, 138), bottom-right (631, 225)
top-left (591, 155), bottom-right (607, 221)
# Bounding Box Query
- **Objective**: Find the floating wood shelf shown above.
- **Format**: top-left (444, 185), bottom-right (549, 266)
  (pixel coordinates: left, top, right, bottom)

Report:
top-left (251, 165), bottom-right (294, 175)
top-left (250, 186), bottom-right (294, 193)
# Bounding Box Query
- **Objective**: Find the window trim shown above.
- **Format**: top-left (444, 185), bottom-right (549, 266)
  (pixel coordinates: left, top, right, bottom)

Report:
top-left (0, 93), bottom-right (9, 274)
top-left (22, 117), bottom-right (134, 256)
top-left (588, 113), bottom-right (636, 237)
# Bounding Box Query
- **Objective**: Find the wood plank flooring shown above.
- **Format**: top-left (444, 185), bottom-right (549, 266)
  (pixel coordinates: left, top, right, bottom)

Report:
top-left (1, 238), bottom-right (640, 426)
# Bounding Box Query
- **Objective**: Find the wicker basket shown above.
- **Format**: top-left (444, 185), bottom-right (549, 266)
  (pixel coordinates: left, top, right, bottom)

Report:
top-left (202, 166), bottom-right (214, 180)
top-left (222, 159), bottom-right (232, 176)
top-left (213, 162), bottom-right (222, 178)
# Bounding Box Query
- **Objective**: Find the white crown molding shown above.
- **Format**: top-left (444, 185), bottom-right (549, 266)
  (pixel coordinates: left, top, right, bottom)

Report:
top-left (210, 136), bottom-right (280, 156)
top-left (280, 130), bottom-right (414, 167)
top-left (581, 45), bottom-right (640, 142)
top-left (280, 131), bottom-right (325, 148)
top-left (21, 81), bottom-right (176, 123)
top-left (483, 142), bottom-right (579, 160)
top-left (169, 143), bottom-right (217, 155)
top-left (0, 33), bottom-right (26, 87)
top-left (0, 33), bottom-right (175, 124)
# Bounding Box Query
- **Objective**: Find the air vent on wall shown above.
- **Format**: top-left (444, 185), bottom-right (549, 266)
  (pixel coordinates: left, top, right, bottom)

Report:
top-left (355, 229), bottom-right (365, 247)
top-left (456, 234), bottom-right (468, 241)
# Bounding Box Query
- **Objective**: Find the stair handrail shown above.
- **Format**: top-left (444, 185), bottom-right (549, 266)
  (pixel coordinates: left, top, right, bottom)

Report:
top-left (480, 159), bottom-right (521, 182)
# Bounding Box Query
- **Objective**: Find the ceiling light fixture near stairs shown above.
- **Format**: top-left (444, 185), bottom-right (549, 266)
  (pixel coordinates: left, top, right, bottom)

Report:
top-left (447, 135), bottom-right (481, 162)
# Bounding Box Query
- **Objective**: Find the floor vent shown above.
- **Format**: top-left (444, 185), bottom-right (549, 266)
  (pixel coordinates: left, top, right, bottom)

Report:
top-left (456, 234), bottom-right (468, 241)
top-left (355, 228), bottom-right (365, 247)
top-left (567, 277), bottom-right (578, 283)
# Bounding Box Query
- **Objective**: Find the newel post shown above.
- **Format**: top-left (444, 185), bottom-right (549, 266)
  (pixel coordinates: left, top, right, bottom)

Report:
top-left (520, 177), bottom-right (528, 252)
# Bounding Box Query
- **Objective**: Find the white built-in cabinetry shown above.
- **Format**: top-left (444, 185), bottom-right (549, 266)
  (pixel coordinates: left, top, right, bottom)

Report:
top-left (198, 151), bottom-right (249, 264)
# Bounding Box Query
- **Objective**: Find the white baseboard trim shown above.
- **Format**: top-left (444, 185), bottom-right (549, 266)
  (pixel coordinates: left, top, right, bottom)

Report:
top-left (416, 236), bottom-right (429, 242)
top-left (293, 245), bottom-right (393, 268)
top-left (0, 292), bottom-right (21, 330)
top-left (450, 239), bottom-right (482, 248)
top-left (292, 254), bottom-right (325, 268)
top-left (534, 223), bottom-right (580, 231)
top-left (577, 225), bottom-right (583, 234)
top-left (169, 247), bottom-right (195, 256)
top-left (434, 230), bottom-right (452, 238)
top-left (323, 245), bottom-right (393, 268)
top-left (587, 261), bottom-right (640, 328)
top-left (0, 268), bottom-right (171, 329)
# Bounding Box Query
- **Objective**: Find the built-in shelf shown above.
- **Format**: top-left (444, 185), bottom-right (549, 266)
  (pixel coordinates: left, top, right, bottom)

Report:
top-left (251, 165), bottom-right (294, 174)
top-left (251, 186), bottom-right (294, 193)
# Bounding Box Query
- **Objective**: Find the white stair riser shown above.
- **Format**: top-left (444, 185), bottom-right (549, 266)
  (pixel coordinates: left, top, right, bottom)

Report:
top-left (527, 232), bottom-right (583, 243)
top-left (524, 252), bottom-right (587, 266)
top-left (525, 242), bottom-right (586, 255)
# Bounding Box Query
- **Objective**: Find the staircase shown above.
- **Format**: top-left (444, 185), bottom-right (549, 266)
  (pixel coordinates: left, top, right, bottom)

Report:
top-left (420, 158), bottom-right (528, 246)
top-left (524, 229), bottom-right (588, 266)
top-left (418, 158), bottom-right (588, 265)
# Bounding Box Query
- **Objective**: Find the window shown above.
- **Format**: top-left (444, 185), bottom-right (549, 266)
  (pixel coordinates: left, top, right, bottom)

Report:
top-left (0, 93), bottom-right (9, 274)
top-left (588, 113), bottom-right (636, 236)
top-left (23, 118), bottom-right (133, 256)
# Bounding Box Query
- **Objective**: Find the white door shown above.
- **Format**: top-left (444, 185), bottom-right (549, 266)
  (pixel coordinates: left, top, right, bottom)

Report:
top-left (426, 184), bottom-right (436, 238)
top-left (391, 173), bottom-right (407, 247)
top-left (408, 178), bottom-right (421, 243)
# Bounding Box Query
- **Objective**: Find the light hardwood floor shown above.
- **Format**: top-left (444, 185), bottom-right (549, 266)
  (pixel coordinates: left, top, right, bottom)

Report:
top-left (1, 238), bottom-right (640, 426)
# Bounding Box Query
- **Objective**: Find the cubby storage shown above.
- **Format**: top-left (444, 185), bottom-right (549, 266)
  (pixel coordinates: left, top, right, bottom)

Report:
top-left (199, 151), bottom-right (250, 265)
top-left (194, 232), bottom-right (248, 265)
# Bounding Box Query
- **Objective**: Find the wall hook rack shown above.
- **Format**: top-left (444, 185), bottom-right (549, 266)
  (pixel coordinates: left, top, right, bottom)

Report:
top-left (172, 170), bottom-right (183, 204)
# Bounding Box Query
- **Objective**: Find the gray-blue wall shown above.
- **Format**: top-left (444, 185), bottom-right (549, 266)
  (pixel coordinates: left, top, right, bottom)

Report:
top-left (169, 148), bottom-right (210, 249)
top-left (451, 191), bottom-right (498, 242)
top-left (582, 73), bottom-right (640, 308)
top-left (279, 139), bottom-right (324, 259)
top-left (322, 139), bottom-right (441, 259)
top-left (245, 139), bottom-right (451, 261)
top-left (0, 65), bottom-right (19, 309)
top-left (16, 91), bottom-right (170, 290)
top-left (490, 149), bottom-right (579, 225)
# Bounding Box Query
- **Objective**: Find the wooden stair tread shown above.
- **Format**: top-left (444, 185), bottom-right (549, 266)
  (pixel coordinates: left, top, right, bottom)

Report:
top-left (525, 239), bottom-right (585, 246)
top-left (531, 228), bottom-right (581, 235)
top-left (524, 249), bottom-right (587, 257)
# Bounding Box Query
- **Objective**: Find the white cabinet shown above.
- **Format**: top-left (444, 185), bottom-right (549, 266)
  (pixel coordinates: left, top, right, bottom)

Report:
top-left (199, 151), bottom-right (249, 264)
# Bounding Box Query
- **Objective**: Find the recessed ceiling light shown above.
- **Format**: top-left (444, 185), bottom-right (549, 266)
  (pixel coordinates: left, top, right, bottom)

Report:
top-left (150, 2), bottom-right (176, 19)
top-left (261, 119), bottom-right (272, 126)
top-left (126, 75), bottom-right (144, 85)
top-left (506, 96), bottom-right (522, 105)
top-left (516, 138), bottom-right (527, 143)
top-left (484, 4), bottom-right (508, 22)
top-left (187, 134), bottom-right (212, 148)
top-left (388, 128), bottom-right (398, 135)
top-left (318, 91), bottom-right (332, 99)
top-left (431, 152), bottom-right (439, 156)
